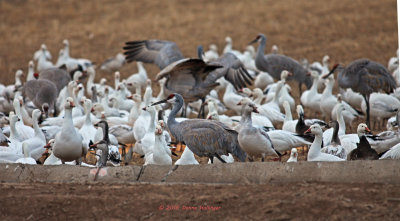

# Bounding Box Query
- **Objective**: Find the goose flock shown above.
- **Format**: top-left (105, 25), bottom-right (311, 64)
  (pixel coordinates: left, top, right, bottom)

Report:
top-left (0, 33), bottom-right (399, 168)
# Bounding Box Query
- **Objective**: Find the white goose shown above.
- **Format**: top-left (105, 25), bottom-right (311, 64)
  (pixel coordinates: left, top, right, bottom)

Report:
top-left (310, 55), bottom-right (330, 91)
top-left (144, 125), bottom-right (172, 165)
top-left (282, 101), bottom-right (297, 133)
top-left (223, 83), bottom-right (245, 115)
top-left (203, 44), bottom-right (219, 62)
top-left (234, 98), bottom-right (274, 130)
top-left (37, 45), bottom-right (55, 72)
top-left (331, 94), bottom-right (359, 129)
top-left (33, 44), bottom-right (52, 61)
top-left (323, 104), bottom-right (346, 146)
top-left (380, 143), bottom-right (400, 160)
top-left (21, 109), bottom-right (46, 160)
top-left (223, 36), bottom-right (242, 57)
top-left (15, 143), bottom-right (37, 164)
top-left (138, 106), bottom-right (157, 157)
top-left (126, 61), bottom-right (148, 94)
top-left (267, 129), bottom-right (311, 153)
top-left (321, 121), bottom-right (347, 159)
top-left (13, 98), bottom-right (34, 141)
top-left (26, 60), bottom-right (36, 82)
top-left (360, 92), bottom-right (400, 128)
top-left (53, 97), bottom-right (87, 164)
top-left (300, 70), bottom-right (322, 115)
top-left (79, 99), bottom-right (97, 147)
top-left (238, 102), bottom-right (281, 161)
top-left (305, 124), bottom-right (345, 162)
top-left (287, 148), bottom-right (298, 162)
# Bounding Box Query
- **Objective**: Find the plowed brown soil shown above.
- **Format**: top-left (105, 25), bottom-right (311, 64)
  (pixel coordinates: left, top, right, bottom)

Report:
top-left (0, 0), bottom-right (398, 220)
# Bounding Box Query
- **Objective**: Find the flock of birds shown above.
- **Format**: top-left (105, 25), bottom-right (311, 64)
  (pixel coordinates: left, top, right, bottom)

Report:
top-left (0, 33), bottom-right (400, 168)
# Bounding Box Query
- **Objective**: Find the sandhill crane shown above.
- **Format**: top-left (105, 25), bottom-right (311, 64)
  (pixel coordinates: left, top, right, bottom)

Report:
top-left (249, 34), bottom-right (312, 95)
top-left (151, 93), bottom-right (247, 163)
top-left (123, 40), bottom-right (252, 117)
top-left (323, 59), bottom-right (396, 126)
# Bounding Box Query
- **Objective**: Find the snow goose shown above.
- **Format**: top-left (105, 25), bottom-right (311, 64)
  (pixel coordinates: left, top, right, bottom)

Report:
top-left (223, 83), bottom-right (245, 115)
top-left (360, 92), bottom-right (400, 128)
top-left (23, 79), bottom-right (58, 117)
top-left (26, 61), bottom-right (36, 82)
top-left (267, 129), bottom-right (311, 153)
top-left (53, 97), bottom-right (87, 164)
top-left (99, 53), bottom-right (126, 73)
top-left (12, 98), bottom-right (34, 141)
top-left (319, 73), bottom-right (337, 119)
top-left (282, 101), bottom-right (297, 133)
top-left (300, 70), bottom-right (322, 115)
top-left (15, 142), bottom-right (37, 164)
top-left (18, 97), bottom-right (33, 127)
top-left (264, 70), bottom-right (292, 102)
top-left (203, 44), bottom-right (219, 62)
top-left (58, 39), bottom-right (93, 72)
top-left (348, 125), bottom-right (379, 160)
top-left (380, 143), bottom-right (400, 160)
top-left (126, 62), bottom-right (148, 94)
top-left (139, 106), bottom-right (157, 158)
top-left (144, 125), bottom-right (172, 165)
top-left (321, 121), bottom-right (347, 159)
top-left (33, 44), bottom-right (52, 61)
top-left (254, 71), bottom-right (274, 91)
top-left (223, 36), bottom-right (241, 57)
top-left (2, 70), bottom-right (24, 104)
top-left (340, 88), bottom-right (364, 111)
top-left (37, 45), bottom-right (55, 72)
top-left (235, 98), bottom-right (274, 130)
top-left (331, 94), bottom-right (360, 129)
top-left (115, 83), bottom-right (134, 112)
top-left (79, 99), bottom-right (97, 147)
top-left (287, 148), bottom-right (298, 162)
top-left (1, 114), bottom-right (22, 154)
top-left (251, 88), bottom-right (266, 105)
top-left (205, 99), bottom-right (233, 127)
top-left (305, 124), bottom-right (345, 162)
top-left (20, 109), bottom-right (46, 160)
top-left (175, 146), bottom-right (199, 165)
top-left (309, 55), bottom-right (330, 91)
top-left (323, 104), bottom-right (346, 146)
top-left (238, 102), bottom-right (281, 161)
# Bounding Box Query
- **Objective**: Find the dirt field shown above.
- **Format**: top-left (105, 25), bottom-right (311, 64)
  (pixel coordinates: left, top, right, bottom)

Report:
top-left (0, 0), bottom-right (399, 220)
top-left (1, 182), bottom-right (400, 220)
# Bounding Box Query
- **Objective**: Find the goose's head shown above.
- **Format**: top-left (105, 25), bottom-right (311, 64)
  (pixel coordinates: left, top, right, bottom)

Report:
top-left (323, 55), bottom-right (330, 65)
top-left (10, 114), bottom-right (20, 125)
top-left (290, 148), bottom-right (297, 159)
top-left (127, 94), bottom-right (141, 103)
top-left (271, 45), bottom-right (279, 54)
top-left (207, 112), bottom-right (220, 121)
top-left (44, 139), bottom-right (55, 150)
top-left (116, 53), bottom-right (125, 61)
top-left (238, 87), bottom-right (252, 97)
top-left (84, 99), bottom-right (92, 111)
top-left (357, 123), bottom-right (370, 136)
top-left (114, 71), bottom-right (120, 80)
top-left (15, 70), bottom-right (24, 80)
top-left (155, 125), bottom-right (163, 135)
top-left (32, 109), bottom-right (42, 120)
top-left (237, 97), bottom-right (252, 106)
top-left (158, 77), bottom-right (167, 86)
top-left (209, 44), bottom-right (218, 52)
top-left (158, 120), bottom-right (165, 129)
top-left (225, 36), bottom-right (232, 43)
top-left (280, 70), bottom-right (293, 80)
top-left (142, 105), bottom-right (155, 113)
top-left (92, 103), bottom-right (104, 113)
top-left (242, 102), bottom-right (259, 114)
top-left (305, 124), bottom-right (323, 135)
top-left (40, 44), bottom-right (47, 52)
top-left (63, 39), bottom-right (69, 47)
top-left (252, 88), bottom-right (263, 98)
top-left (73, 71), bottom-right (83, 82)
top-left (65, 97), bottom-right (75, 109)
top-left (28, 60), bottom-right (34, 69)
top-left (308, 70), bottom-right (320, 79)
top-left (296, 105), bottom-right (304, 116)
top-left (146, 79), bottom-right (152, 87)
top-left (100, 78), bottom-right (107, 86)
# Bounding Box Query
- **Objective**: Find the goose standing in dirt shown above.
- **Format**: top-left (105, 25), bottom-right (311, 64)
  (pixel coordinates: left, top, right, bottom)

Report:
top-left (300, 70), bottom-right (322, 115)
top-left (53, 97), bottom-right (87, 164)
top-left (305, 124), bottom-right (345, 162)
top-left (237, 102), bottom-right (281, 161)
top-left (152, 93), bottom-right (246, 163)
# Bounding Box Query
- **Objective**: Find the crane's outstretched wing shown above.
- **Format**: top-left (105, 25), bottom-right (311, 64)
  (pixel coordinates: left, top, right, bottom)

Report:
top-left (208, 53), bottom-right (253, 90)
top-left (123, 40), bottom-right (184, 70)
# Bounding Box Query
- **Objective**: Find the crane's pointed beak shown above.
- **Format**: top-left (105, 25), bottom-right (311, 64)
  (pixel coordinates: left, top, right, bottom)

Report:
top-left (322, 64), bottom-right (339, 79)
top-left (151, 98), bottom-right (168, 106)
top-left (248, 38), bottom-right (258, 45)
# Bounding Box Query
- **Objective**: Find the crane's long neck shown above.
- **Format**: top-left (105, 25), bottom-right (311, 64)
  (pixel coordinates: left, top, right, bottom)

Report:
top-left (308, 132), bottom-right (323, 158)
top-left (255, 36), bottom-right (267, 63)
top-left (337, 70), bottom-right (353, 89)
top-left (167, 98), bottom-right (183, 138)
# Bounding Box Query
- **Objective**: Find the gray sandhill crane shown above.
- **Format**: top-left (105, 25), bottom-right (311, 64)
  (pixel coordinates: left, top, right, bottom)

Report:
top-left (249, 34), bottom-right (312, 95)
top-left (123, 40), bottom-right (252, 117)
top-left (151, 93), bottom-right (247, 163)
top-left (23, 79), bottom-right (58, 117)
top-left (323, 59), bottom-right (396, 127)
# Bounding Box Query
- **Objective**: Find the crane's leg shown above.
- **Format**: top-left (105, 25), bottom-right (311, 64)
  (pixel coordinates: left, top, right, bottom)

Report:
top-left (363, 94), bottom-right (371, 127)
top-left (298, 82), bottom-right (302, 97)
top-left (197, 97), bottom-right (206, 119)
top-left (209, 156), bottom-right (214, 164)
top-left (215, 154), bottom-right (227, 163)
